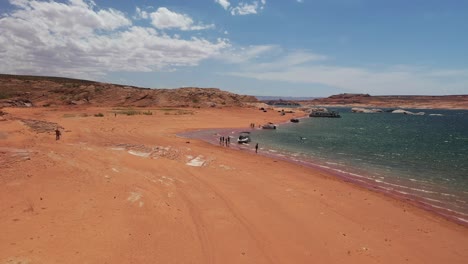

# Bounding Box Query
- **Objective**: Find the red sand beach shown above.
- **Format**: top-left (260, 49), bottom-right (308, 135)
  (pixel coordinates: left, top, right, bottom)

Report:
top-left (1, 106), bottom-right (467, 264)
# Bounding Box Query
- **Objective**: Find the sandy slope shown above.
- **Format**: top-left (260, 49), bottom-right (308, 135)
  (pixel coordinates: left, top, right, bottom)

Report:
top-left (0, 106), bottom-right (467, 264)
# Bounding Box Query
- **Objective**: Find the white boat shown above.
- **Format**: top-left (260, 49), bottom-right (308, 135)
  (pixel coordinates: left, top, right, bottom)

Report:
top-left (237, 132), bottom-right (251, 144)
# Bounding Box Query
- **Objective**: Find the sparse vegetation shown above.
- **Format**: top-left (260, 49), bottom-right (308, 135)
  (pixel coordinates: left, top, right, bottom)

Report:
top-left (94, 113), bottom-right (104, 117)
top-left (164, 109), bottom-right (194, 115)
top-left (112, 108), bottom-right (154, 116)
top-left (0, 91), bottom-right (12, 99)
top-left (118, 109), bottom-right (141, 115)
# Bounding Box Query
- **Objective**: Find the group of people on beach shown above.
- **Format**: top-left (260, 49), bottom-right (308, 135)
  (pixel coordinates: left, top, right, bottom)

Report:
top-left (219, 136), bottom-right (230, 146)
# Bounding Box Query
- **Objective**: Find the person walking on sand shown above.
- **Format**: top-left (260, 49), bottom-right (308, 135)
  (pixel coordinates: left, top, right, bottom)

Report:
top-left (255, 143), bottom-right (258, 153)
top-left (55, 128), bottom-right (61, 140)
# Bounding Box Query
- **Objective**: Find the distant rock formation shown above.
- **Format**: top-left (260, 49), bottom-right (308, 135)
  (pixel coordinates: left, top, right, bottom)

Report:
top-left (302, 93), bottom-right (468, 110)
top-left (392, 109), bottom-right (425, 115)
top-left (351, 107), bottom-right (383, 113)
top-left (0, 74), bottom-right (258, 108)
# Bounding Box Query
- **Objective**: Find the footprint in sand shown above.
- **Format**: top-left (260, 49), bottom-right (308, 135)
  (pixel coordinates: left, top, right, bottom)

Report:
top-left (127, 192), bottom-right (144, 207)
top-left (3, 257), bottom-right (31, 264)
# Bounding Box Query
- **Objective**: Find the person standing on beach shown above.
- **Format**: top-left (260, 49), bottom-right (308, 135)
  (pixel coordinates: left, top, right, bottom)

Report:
top-left (255, 143), bottom-right (258, 153)
top-left (55, 128), bottom-right (61, 140)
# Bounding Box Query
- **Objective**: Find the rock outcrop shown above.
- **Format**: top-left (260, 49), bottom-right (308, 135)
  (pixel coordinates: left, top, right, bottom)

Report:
top-left (351, 108), bottom-right (383, 113)
top-left (0, 74), bottom-right (258, 108)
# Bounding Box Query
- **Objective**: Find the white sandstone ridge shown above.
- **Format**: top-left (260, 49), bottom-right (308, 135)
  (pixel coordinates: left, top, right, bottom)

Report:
top-left (351, 107), bottom-right (383, 113)
top-left (392, 109), bottom-right (425, 115)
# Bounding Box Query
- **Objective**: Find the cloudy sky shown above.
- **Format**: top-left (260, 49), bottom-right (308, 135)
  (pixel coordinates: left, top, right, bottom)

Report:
top-left (1, 0), bottom-right (467, 96)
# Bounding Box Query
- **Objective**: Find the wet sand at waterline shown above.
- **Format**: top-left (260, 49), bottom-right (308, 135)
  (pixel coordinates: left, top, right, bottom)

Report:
top-left (1, 106), bottom-right (467, 264)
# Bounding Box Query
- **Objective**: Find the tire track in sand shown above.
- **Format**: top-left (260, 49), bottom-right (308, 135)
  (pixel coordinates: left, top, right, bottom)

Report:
top-left (176, 168), bottom-right (278, 264)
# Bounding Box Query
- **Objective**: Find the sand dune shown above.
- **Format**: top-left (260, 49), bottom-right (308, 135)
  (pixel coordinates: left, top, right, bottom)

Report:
top-left (0, 106), bottom-right (467, 264)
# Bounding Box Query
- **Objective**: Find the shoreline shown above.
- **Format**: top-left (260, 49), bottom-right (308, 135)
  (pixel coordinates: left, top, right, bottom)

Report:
top-left (179, 126), bottom-right (468, 227)
top-left (2, 106), bottom-right (467, 263)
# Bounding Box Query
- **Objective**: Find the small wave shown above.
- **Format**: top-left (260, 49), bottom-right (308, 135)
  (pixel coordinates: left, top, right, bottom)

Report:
top-left (377, 181), bottom-right (439, 194)
top-left (440, 193), bottom-right (457, 197)
top-left (427, 204), bottom-right (468, 217)
top-left (420, 197), bottom-right (444, 204)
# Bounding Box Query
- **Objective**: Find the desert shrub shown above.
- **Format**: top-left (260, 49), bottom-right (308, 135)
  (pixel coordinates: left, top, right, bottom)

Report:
top-left (142, 110), bottom-right (153, 115)
top-left (164, 109), bottom-right (193, 115)
top-left (94, 113), bottom-right (104, 117)
top-left (120, 109), bottom-right (141, 115)
top-left (0, 91), bottom-right (12, 99)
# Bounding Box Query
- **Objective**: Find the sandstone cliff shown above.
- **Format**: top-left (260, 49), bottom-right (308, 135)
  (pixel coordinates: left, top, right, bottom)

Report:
top-left (0, 74), bottom-right (258, 108)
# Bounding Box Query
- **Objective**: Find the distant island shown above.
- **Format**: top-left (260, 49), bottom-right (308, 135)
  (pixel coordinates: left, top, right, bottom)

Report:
top-left (300, 93), bottom-right (468, 110)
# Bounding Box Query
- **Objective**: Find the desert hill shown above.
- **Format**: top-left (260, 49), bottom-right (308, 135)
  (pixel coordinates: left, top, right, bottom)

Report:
top-left (301, 93), bottom-right (468, 110)
top-left (0, 74), bottom-right (258, 108)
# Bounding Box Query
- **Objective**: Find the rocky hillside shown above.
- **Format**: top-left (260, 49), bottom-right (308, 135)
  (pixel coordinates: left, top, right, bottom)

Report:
top-left (0, 74), bottom-right (258, 108)
top-left (302, 93), bottom-right (468, 110)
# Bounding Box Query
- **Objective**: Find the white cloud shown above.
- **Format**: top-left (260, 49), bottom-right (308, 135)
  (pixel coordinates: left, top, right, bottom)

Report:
top-left (231, 2), bottom-right (259, 15)
top-left (0, 0), bottom-right (229, 79)
top-left (221, 50), bottom-right (468, 95)
top-left (215, 0), bottom-right (266, 16)
top-left (149, 7), bottom-right (214, 31)
top-left (215, 0), bottom-right (231, 10)
top-left (135, 7), bottom-right (149, 20)
top-left (217, 45), bottom-right (279, 64)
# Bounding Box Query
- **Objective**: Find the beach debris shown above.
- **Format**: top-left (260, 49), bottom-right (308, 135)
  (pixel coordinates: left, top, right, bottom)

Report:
top-left (186, 155), bottom-right (206, 167)
top-left (219, 164), bottom-right (233, 170)
top-left (127, 192), bottom-right (143, 207)
top-left (158, 176), bottom-right (175, 186)
top-left (111, 144), bottom-right (180, 160)
top-left (128, 150), bottom-right (151, 158)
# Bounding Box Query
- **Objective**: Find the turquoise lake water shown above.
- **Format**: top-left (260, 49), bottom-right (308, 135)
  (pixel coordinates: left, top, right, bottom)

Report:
top-left (182, 108), bottom-right (468, 224)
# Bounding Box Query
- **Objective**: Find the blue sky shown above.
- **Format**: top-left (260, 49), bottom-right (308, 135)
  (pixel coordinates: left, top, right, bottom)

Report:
top-left (1, 0), bottom-right (467, 96)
